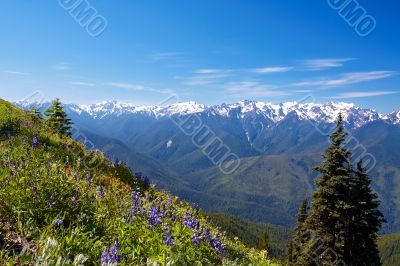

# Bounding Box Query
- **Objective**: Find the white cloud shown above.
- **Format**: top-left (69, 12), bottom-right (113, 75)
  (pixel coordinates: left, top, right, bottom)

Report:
top-left (166, 139), bottom-right (173, 148)
top-left (70, 81), bottom-right (95, 87)
top-left (193, 68), bottom-right (231, 74)
top-left (151, 52), bottom-right (183, 61)
top-left (292, 71), bottom-right (396, 88)
top-left (331, 91), bottom-right (400, 99)
top-left (3, 70), bottom-right (31, 75)
top-left (225, 81), bottom-right (289, 97)
top-left (251, 66), bottom-right (293, 74)
top-left (106, 82), bottom-right (146, 90)
top-left (302, 58), bottom-right (354, 70)
top-left (53, 62), bottom-right (72, 71)
top-left (182, 69), bottom-right (231, 86)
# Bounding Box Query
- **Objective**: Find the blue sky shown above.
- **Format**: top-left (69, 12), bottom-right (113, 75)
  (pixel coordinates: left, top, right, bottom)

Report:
top-left (0, 0), bottom-right (399, 113)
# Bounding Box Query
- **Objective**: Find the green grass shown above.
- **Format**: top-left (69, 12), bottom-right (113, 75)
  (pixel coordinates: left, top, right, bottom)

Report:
top-left (0, 99), bottom-right (279, 265)
top-left (378, 233), bottom-right (400, 266)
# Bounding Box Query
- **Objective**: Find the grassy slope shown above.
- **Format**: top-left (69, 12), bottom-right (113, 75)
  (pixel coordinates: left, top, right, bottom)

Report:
top-left (0, 99), bottom-right (278, 265)
top-left (378, 233), bottom-right (400, 266)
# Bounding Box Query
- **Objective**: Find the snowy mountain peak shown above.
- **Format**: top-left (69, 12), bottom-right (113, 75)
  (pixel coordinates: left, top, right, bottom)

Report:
top-left (384, 110), bottom-right (400, 124)
top-left (14, 100), bottom-right (398, 128)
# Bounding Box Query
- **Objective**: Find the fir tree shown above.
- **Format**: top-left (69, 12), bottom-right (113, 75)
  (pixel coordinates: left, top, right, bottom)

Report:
top-left (300, 114), bottom-right (384, 266)
top-left (257, 231), bottom-right (270, 253)
top-left (29, 106), bottom-right (43, 123)
top-left (288, 199), bottom-right (310, 265)
top-left (44, 98), bottom-right (72, 137)
top-left (342, 159), bottom-right (384, 265)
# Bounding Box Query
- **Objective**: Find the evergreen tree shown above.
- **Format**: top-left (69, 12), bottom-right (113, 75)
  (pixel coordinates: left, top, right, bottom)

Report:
top-left (288, 199), bottom-right (310, 265)
top-left (29, 106), bottom-right (43, 123)
top-left (44, 98), bottom-right (72, 137)
top-left (286, 240), bottom-right (294, 265)
top-left (257, 231), bottom-right (270, 252)
top-left (342, 159), bottom-right (384, 265)
top-left (299, 114), bottom-right (384, 266)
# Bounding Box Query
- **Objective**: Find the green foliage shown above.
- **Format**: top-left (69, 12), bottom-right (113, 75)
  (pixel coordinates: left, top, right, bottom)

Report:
top-left (44, 98), bottom-right (72, 137)
top-left (0, 99), bottom-right (278, 265)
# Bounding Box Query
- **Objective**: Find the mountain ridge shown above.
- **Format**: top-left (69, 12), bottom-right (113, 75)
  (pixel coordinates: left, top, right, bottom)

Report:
top-left (16, 100), bottom-right (399, 127)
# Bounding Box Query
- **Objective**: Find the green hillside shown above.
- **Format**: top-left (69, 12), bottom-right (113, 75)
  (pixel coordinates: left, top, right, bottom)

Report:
top-left (379, 233), bottom-right (400, 266)
top-left (0, 99), bottom-right (278, 265)
top-left (207, 213), bottom-right (292, 259)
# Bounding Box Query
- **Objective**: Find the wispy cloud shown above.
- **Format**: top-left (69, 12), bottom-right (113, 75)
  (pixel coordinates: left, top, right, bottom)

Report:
top-left (193, 68), bottom-right (231, 74)
top-left (151, 52), bottom-right (184, 61)
top-left (53, 62), bottom-right (72, 71)
top-left (181, 69), bottom-right (231, 85)
top-left (331, 91), bottom-right (400, 99)
top-left (70, 81), bottom-right (95, 87)
top-left (302, 58), bottom-right (354, 70)
top-left (225, 81), bottom-right (289, 97)
top-left (106, 82), bottom-right (146, 90)
top-left (251, 66), bottom-right (293, 74)
top-left (292, 71), bottom-right (396, 88)
top-left (3, 70), bottom-right (31, 75)
top-left (106, 81), bottom-right (175, 95)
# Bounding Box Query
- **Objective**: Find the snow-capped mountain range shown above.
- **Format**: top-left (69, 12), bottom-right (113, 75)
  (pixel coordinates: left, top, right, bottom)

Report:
top-left (16, 100), bottom-right (399, 128)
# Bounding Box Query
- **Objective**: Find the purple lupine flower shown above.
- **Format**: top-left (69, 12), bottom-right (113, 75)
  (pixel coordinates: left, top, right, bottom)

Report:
top-left (202, 228), bottom-right (212, 243)
top-left (191, 231), bottom-right (202, 245)
top-left (99, 185), bottom-right (105, 198)
top-left (47, 193), bottom-right (56, 208)
top-left (54, 215), bottom-right (63, 227)
top-left (125, 206), bottom-right (138, 223)
top-left (211, 233), bottom-right (225, 255)
top-left (101, 239), bottom-right (121, 265)
top-left (86, 173), bottom-right (91, 188)
top-left (147, 204), bottom-right (162, 227)
top-left (130, 192), bottom-right (140, 205)
top-left (162, 224), bottom-right (174, 247)
top-left (183, 212), bottom-right (199, 230)
top-left (167, 196), bottom-right (173, 207)
top-left (32, 136), bottom-right (39, 148)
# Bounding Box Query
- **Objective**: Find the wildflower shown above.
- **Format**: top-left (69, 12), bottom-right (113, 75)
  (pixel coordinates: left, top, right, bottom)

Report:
top-left (47, 193), bottom-right (56, 208)
top-left (99, 185), bottom-right (105, 198)
top-left (167, 195), bottom-right (173, 207)
top-left (147, 204), bottom-right (162, 227)
top-left (183, 212), bottom-right (199, 230)
top-left (70, 196), bottom-right (76, 205)
top-left (32, 136), bottom-right (39, 148)
top-left (202, 228), bottom-right (211, 243)
top-left (130, 192), bottom-right (140, 205)
top-left (162, 224), bottom-right (174, 247)
top-left (101, 239), bottom-right (121, 265)
top-left (191, 231), bottom-right (202, 245)
top-left (211, 233), bottom-right (225, 255)
top-left (54, 215), bottom-right (63, 227)
top-left (86, 173), bottom-right (91, 188)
